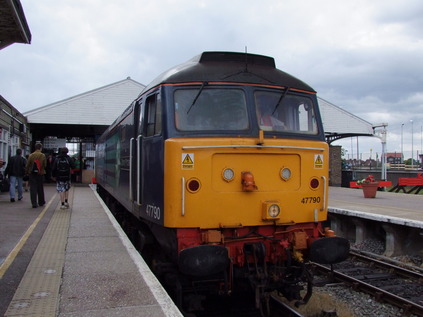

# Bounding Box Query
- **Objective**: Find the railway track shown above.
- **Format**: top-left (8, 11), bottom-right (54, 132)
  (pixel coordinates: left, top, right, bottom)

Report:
top-left (270, 294), bottom-right (304, 317)
top-left (314, 250), bottom-right (423, 316)
top-left (185, 292), bottom-right (305, 317)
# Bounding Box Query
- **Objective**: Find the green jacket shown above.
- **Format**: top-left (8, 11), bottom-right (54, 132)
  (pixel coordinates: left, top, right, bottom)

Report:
top-left (25, 150), bottom-right (47, 175)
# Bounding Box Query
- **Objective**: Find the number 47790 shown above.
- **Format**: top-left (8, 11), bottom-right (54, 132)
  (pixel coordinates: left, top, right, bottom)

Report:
top-left (301, 196), bottom-right (321, 204)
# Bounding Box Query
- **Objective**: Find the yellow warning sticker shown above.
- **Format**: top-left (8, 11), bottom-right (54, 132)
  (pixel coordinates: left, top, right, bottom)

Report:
top-left (182, 153), bottom-right (194, 169)
top-left (314, 154), bottom-right (323, 169)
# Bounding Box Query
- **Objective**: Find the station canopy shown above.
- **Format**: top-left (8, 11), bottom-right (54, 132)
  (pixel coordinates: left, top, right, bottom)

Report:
top-left (318, 98), bottom-right (374, 144)
top-left (23, 77), bottom-right (145, 141)
top-left (0, 0), bottom-right (31, 50)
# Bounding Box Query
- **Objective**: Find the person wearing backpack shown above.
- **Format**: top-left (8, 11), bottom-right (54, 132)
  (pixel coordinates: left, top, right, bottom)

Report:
top-left (51, 147), bottom-right (75, 209)
top-left (25, 143), bottom-right (47, 208)
top-left (4, 148), bottom-right (27, 202)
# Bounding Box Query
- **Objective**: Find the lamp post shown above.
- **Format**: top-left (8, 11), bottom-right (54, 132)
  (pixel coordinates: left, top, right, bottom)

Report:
top-left (401, 123), bottom-right (404, 163)
top-left (411, 119), bottom-right (414, 167)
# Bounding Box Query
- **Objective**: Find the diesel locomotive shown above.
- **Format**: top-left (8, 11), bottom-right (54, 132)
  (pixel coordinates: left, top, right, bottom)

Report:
top-left (95, 51), bottom-right (349, 314)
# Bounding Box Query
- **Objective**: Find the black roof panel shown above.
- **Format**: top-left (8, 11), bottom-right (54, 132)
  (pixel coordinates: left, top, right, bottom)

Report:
top-left (142, 51), bottom-right (315, 94)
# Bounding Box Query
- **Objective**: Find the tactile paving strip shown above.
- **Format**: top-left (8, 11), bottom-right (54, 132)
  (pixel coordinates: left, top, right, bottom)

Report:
top-left (5, 189), bottom-right (73, 317)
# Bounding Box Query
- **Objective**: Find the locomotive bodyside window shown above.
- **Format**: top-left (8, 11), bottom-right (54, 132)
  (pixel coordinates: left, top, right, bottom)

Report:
top-left (254, 91), bottom-right (317, 135)
top-left (174, 88), bottom-right (248, 131)
top-left (145, 94), bottom-right (162, 137)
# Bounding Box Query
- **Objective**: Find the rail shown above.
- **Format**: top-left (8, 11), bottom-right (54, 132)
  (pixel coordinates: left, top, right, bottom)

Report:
top-left (314, 251), bottom-right (423, 316)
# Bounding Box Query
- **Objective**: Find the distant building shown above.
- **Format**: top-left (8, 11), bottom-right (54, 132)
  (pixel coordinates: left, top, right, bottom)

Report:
top-left (0, 95), bottom-right (31, 162)
top-left (385, 152), bottom-right (402, 164)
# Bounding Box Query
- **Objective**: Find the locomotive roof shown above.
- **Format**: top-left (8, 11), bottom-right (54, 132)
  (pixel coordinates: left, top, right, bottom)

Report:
top-left (142, 51), bottom-right (316, 94)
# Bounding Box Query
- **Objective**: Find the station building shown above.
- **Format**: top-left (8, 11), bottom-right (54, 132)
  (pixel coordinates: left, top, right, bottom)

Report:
top-left (0, 96), bottom-right (31, 160)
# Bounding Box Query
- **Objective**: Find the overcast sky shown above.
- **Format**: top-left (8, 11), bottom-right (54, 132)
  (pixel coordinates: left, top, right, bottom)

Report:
top-left (1, 0), bottom-right (423, 160)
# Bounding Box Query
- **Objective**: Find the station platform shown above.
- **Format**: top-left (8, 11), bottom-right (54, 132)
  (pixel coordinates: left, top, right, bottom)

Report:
top-left (328, 186), bottom-right (423, 227)
top-left (0, 184), bottom-right (182, 317)
top-left (328, 186), bottom-right (423, 257)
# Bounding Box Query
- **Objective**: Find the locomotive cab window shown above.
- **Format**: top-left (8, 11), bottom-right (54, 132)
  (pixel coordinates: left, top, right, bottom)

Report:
top-left (255, 90), bottom-right (317, 134)
top-left (145, 94), bottom-right (162, 136)
top-left (174, 88), bottom-right (249, 131)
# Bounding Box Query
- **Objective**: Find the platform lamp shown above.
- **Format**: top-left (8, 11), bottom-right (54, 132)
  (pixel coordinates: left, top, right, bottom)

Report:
top-left (373, 123), bottom-right (388, 181)
top-left (410, 119), bottom-right (414, 167)
top-left (401, 123), bottom-right (404, 163)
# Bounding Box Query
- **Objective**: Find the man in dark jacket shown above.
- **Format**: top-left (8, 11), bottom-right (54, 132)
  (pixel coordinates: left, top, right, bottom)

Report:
top-left (4, 148), bottom-right (27, 202)
top-left (51, 147), bottom-right (75, 209)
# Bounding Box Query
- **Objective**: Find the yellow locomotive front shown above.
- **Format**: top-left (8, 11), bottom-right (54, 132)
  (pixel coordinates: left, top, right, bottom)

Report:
top-left (165, 137), bottom-right (328, 228)
top-left (161, 84), bottom-right (349, 306)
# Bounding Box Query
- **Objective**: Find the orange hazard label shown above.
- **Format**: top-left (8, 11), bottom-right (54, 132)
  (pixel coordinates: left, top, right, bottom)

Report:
top-left (314, 154), bottom-right (323, 169)
top-left (182, 153), bottom-right (194, 169)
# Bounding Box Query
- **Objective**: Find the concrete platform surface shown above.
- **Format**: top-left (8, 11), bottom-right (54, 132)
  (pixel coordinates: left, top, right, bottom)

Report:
top-left (328, 186), bottom-right (423, 227)
top-left (3, 185), bottom-right (182, 317)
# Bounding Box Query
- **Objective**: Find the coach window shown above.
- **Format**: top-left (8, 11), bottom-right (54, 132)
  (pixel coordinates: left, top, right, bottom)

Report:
top-left (145, 94), bottom-right (162, 137)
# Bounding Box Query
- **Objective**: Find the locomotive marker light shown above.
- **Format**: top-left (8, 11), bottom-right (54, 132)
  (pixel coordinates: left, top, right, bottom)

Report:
top-left (222, 167), bottom-right (235, 182)
top-left (310, 177), bottom-right (320, 189)
top-left (280, 167), bottom-right (291, 181)
top-left (262, 201), bottom-right (281, 220)
top-left (186, 178), bottom-right (201, 193)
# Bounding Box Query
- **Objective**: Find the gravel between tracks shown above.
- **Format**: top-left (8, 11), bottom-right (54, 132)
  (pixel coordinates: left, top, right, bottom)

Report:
top-left (291, 239), bottom-right (421, 317)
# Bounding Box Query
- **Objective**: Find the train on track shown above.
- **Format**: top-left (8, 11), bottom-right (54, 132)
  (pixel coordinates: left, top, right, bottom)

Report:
top-left (95, 51), bottom-right (350, 315)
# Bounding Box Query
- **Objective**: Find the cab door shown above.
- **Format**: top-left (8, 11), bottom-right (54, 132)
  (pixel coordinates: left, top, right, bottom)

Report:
top-left (134, 92), bottom-right (164, 225)
top-left (129, 99), bottom-right (141, 204)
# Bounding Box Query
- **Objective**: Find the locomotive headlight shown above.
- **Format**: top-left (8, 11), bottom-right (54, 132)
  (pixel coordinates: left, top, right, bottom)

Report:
top-left (222, 168), bottom-right (235, 182)
top-left (262, 201), bottom-right (281, 220)
top-left (280, 167), bottom-right (291, 181)
top-left (268, 204), bottom-right (280, 217)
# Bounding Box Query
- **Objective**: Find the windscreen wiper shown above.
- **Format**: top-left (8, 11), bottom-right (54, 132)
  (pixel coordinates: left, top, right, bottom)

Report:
top-left (272, 87), bottom-right (290, 115)
top-left (187, 81), bottom-right (208, 114)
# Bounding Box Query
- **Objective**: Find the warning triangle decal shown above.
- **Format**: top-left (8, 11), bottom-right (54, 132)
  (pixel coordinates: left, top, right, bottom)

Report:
top-left (183, 154), bottom-right (194, 164)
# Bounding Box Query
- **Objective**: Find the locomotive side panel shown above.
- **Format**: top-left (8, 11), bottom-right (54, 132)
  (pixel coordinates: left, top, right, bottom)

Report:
top-left (96, 105), bottom-right (136, 213)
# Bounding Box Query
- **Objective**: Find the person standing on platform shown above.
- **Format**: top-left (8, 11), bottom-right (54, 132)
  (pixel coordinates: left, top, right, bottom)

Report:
top-left (24, 154), bottom-right (29, 192)
top-left (4, 148), bottom-right (26, 202)
top-left (51, 147), bottom-right (75, 209)
top-left (25, 143), bottom-right (47, 208)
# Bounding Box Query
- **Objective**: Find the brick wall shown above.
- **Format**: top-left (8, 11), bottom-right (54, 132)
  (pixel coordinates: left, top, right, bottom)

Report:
top-left (329, 145), bottom-right (342, 186)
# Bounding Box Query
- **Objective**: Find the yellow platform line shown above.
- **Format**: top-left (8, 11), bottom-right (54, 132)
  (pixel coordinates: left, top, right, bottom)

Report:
top-left (4, 189), bottom-right (73, 317)
top-left (0, 194), bottom-right (57, 279)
